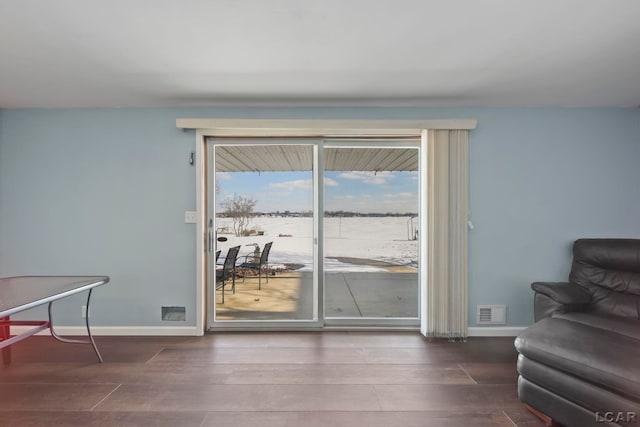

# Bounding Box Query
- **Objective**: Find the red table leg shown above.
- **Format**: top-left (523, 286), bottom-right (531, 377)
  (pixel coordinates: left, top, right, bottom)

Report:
top-left (1, 316), bottom-right (11, 365)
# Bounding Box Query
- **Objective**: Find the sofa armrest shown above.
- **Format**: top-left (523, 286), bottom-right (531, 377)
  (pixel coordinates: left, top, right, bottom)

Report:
top-left (531, 282), bottom-right (591, 304)
top-left (531, 282), bottom-right (591, 322)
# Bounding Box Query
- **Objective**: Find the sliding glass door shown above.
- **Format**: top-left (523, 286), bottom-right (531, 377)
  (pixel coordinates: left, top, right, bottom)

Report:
top-left (323, 142), bottom-right (420, 326)
top-left (206, 138), bottom-right (420, 329)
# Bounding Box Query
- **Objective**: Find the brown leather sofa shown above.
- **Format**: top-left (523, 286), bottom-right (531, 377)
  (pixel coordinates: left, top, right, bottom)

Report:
top-left (515, 239), bottom-right (640, 427)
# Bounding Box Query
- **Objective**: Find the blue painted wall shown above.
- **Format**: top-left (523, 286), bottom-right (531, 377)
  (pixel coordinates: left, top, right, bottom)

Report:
top-left (1, 107), bottom-right (638, 327)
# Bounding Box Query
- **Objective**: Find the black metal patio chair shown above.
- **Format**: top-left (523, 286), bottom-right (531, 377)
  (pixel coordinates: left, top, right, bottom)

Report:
top-left (240, 241), bottom-right (273, 290)
top-left (216, 245), bottom-right (240, 304)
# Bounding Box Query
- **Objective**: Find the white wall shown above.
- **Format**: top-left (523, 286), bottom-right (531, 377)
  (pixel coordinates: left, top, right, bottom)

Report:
top-left (1, 106), bottom-right (638, 329)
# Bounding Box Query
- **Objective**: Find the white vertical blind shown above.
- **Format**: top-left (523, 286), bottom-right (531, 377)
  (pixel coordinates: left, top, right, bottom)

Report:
top-left (422, 130), bottom-right (469, 339)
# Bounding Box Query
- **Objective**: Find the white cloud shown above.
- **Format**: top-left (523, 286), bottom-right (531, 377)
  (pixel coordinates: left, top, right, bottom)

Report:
top-left (267, 177), bottom-right (337, 190)
top-left (339, 172), bottom-right (365, 180)
top-left (216, 172), bottom-right (232, 181)
top-left (268, 179), bottom-right (312, 190)
top-left (338, 171), bottom-right (394, 185)
top-left (366, 177), bottom-right (387, 185)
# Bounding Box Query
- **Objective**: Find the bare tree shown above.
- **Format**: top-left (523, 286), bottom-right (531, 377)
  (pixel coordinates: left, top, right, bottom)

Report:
top-left (220, 194), bottom-right (257, 237)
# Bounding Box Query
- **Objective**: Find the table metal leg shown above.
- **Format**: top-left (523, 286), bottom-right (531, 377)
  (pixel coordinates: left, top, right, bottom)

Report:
top-left (48, 289), bottom-right (103, 363)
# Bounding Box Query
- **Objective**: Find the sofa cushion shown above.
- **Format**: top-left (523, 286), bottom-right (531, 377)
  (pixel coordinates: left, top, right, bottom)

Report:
top-left (554, 311), bottom-right (640, 341)
top-left (518, 376), bottom-right (628, 427)
top-left (518, 355), bottom-right (640, 419)
top-left (569, 239), bottom-right (640, 319)
top-left (515, 317), bottom-right (640, 401)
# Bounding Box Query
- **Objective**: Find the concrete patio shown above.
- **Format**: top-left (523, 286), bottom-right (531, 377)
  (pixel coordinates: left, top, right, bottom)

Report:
top-left (215, 270), bottom-right (418, 321)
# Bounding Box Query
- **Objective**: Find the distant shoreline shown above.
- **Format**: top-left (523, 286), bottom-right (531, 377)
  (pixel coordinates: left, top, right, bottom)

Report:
top-left (217, 213), bottom-right (418, 218)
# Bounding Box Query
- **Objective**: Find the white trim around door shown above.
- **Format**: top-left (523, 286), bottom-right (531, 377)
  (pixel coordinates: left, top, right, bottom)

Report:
top-left (179, 119), bottom-right (477, 334)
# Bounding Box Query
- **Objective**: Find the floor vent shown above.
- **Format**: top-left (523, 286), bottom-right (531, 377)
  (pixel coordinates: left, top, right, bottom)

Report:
top-left (476, 305), bottom-right (506, 325)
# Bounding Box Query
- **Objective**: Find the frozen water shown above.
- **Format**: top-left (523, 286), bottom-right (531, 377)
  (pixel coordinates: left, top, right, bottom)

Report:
top-left (215, 216), bottom-right (418, 272)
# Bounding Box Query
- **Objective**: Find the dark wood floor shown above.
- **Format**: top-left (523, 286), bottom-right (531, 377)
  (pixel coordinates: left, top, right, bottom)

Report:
top-left (0, 332), bottom-right (544, 426)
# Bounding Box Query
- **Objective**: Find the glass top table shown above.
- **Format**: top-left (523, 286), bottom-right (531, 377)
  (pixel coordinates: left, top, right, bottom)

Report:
top-left (0, 276), bottom-right (109, 364)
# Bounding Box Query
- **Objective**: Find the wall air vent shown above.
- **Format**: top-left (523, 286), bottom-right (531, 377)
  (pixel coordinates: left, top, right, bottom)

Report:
top-left (476, 305), bottom-right (506, 325)
top-left (162, 306), bottom-right (186, 321)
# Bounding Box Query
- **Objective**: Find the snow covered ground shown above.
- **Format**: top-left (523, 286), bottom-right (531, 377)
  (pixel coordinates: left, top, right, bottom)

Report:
top-left (215, 216), bottom-right (418, 272)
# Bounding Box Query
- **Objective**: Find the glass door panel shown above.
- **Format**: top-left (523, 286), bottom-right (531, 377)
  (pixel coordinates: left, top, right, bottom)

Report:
top-left (209, 143), bottom-right (317, 323)
top-left (323, 146), bottom-right (419, 321)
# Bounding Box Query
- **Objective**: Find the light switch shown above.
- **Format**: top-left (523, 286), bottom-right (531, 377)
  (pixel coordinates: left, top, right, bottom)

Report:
top-left (184, 211), bottom-right (197, 223)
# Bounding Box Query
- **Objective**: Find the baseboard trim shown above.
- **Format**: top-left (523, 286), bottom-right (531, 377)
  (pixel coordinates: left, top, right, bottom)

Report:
top-left (9, 326), bottom-right (201, 336)
top-left (8, 325), bottom-right (527, 337)
top-left (468, 326), bottom-right (527, 337)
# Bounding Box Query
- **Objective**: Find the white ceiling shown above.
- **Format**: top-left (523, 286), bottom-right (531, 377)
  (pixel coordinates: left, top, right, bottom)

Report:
top-left (1, 0), bottom-right (640, 109)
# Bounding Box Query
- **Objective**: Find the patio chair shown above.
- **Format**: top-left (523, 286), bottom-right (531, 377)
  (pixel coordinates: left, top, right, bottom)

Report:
top-left (241, 241), bottom-right (273, 290)
top-left (216, 245), bottom-right (240, 304)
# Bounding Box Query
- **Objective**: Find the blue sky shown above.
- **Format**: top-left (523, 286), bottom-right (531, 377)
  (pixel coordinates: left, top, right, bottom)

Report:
top-left (216, 170), bottom-right (418, 214)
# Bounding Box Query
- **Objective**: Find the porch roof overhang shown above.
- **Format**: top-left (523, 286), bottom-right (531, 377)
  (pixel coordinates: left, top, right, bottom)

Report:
top-left (214, 144), bottom-right (419, 172)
